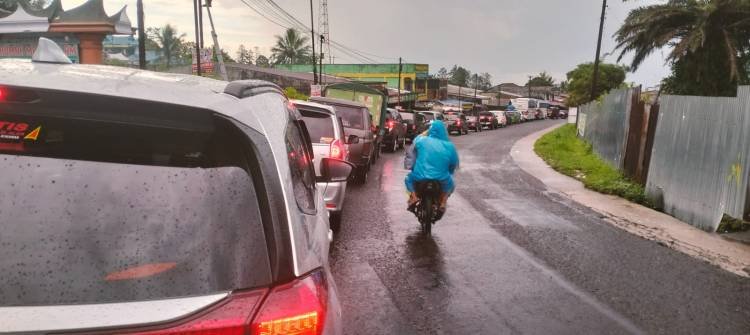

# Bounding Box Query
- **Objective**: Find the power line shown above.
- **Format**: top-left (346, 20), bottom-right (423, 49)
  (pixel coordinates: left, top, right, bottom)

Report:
top-left (241, 0), bottom-right (390, 64)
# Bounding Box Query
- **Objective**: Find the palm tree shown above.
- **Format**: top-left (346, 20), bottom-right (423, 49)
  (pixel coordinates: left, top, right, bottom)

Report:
top-left (150, 24), bottom-right (186, 68)
top-left (615, 0), bottom-right (750, 96)
top-left (271, 28), bottom-right (311, 65)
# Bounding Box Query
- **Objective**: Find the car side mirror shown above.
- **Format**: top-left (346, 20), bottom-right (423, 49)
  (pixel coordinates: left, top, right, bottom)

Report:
top-left (346, 134), bottom-right (360, 144)
top-left (320, 158), bottom-right (355, 183)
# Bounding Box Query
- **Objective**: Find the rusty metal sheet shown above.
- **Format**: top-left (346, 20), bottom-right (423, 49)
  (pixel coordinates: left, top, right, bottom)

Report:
top-left (646, 86), bottom-right (750, 231)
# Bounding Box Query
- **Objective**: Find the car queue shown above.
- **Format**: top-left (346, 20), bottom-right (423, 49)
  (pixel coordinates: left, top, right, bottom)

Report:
top-left (291, 92), bottom-right (567, 235)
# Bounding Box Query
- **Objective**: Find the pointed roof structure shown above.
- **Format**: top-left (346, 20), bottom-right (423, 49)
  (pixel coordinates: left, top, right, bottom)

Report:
top-left (48, 0), bottom-right (132, 35)
top-left (53, 0), bottom-right (109, 23)
top-left (0, 1), bottom-right (52, 33)
top-left (108, 6), bottom-right (132, 35)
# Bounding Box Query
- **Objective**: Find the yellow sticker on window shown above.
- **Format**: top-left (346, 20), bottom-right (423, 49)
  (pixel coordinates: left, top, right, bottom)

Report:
top-left (24, 126), bottom-right (41, 141)
top-left (320, 137), bottom-right (333, 144)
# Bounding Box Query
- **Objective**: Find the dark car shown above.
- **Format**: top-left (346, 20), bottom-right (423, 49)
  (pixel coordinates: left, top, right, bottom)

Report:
top-left (311, 96), bottom-right (376, 184)
top-left (400, 111), bottom-right (426, 141)
top-left (444, 111), bottom-right (469, 135)
top-left (467, 115), bottom-right (482, 132)
top-left (479, 111), bottom-right (499, 129)
top-left (505, 110), bottom-right (522, 124)
top-left (382, 108), bottom-right (408, 152)
top-left (0, 50), bottom-right (348, 334)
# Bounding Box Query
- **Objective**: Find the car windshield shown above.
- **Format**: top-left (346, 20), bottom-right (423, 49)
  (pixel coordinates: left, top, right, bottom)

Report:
top-left (467, 116), bottom-right (477, 121)
top-left (333, 105), bottom-right (366, 130)
top-left (300, 109), bottom-right (336, 144)
top-left (420, 113), bottom-right (435, 121)
top-left (0, 102), bottom-right (269, 306)
top-left (446, 114), bottom-right (460, 121)
top-left (400, 112), bottom-right (414, 121)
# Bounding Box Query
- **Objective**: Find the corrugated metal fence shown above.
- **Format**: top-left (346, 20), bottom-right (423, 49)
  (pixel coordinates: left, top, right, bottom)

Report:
top-left (646, 87), bottom-right (750, 231)
top-left (578, 88), bottom-right (634, 169)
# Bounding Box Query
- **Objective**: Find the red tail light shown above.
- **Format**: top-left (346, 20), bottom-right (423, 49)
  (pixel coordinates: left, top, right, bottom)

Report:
top-left (125, 271), bottom-right (328, 335)
top-left (329, 139), bottom-right (345, 160)
top-left (252, 271), bottom-right (328, 335)
top-left (387, 120), bottom-right (395, 130)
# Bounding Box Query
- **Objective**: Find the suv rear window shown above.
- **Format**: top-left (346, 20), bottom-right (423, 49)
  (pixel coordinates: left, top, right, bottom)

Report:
top-left (300, 109), bottom-right (335, 144)
top-left (446, 114), bottom-right (461, 121)
top-left (0, 91), bottom-right (271, 306)
top-left (400, 112), bottom-right (414, 121)
top-left (333, 105), bottom-right (366, 130)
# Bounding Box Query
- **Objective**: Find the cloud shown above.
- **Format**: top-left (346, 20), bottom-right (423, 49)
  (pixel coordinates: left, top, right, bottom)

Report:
top-left (61, 0), bottom-right (668, 86)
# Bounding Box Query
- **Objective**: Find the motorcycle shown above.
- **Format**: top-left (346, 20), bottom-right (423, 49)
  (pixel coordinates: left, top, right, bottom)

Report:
top-left (411, 180), bottom-right (444, 235)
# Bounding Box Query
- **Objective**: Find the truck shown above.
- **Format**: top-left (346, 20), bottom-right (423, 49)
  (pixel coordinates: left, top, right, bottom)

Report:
top-left (323, 82), bottom-right (388, 157)
top-left (511, 98), bottom-right (539, 122)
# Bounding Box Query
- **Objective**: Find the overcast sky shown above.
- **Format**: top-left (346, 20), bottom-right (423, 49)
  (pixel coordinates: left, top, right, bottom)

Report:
top-left (69, 0), bottom-right (669, 86)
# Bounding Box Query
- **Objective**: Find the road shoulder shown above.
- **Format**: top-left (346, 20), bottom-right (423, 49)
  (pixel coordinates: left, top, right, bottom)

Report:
top-left (511, 123), bottom-right (750, 278)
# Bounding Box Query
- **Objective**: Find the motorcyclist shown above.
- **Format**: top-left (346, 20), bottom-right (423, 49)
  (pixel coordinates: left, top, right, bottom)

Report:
top-left (405, 120), bottom-right (459, 214)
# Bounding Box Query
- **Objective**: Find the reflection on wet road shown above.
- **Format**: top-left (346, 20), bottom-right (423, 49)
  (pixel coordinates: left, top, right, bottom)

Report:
top-left (330, 120), bottom-right (750, 334)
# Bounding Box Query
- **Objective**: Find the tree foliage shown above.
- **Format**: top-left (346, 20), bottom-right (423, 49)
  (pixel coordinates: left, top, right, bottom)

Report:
top-left (449, 65), bottom-right (471, 86)
top-left (236, 45), bottom-right (253, 64)
top-left (527, 71), bottom-right (555, 87)
top-left (271, 29), bottom-right (311, 65)
top-left (0, 0), bottom-right (47, 11)
top-left (615, 0), bottom-right (750, 96)
top-left (469, 72), bottom-right (493, 90)
top-left (565, 62), bottom-right (627, 107)
top-left (147, 24), bottom-right (187, 68)
top-left (256, 54), bottom-right (271, 67)
top-left (435, 67), bottom-right (450, 80)
top-left (212, 46), bottom-right (234, 63)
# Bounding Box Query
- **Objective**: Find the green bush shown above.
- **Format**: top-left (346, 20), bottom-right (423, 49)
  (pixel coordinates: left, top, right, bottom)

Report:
top-left (284, 87), bottom-right (309, 100)
top-left (534, 124), bottom-right (651, 206)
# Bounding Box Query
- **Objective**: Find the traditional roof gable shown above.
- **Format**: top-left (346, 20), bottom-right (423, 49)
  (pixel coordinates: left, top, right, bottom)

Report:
top-left (0, 2), bottom-right (50, 33)
top-left (108, 6), bottom-right (132, 35)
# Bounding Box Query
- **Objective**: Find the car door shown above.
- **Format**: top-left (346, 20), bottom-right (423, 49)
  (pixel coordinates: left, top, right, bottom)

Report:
top-left (283, 108), bottom-right (331, 275)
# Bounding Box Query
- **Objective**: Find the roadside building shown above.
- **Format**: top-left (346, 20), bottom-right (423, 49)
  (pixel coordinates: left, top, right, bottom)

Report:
top-left (445, 84), bottom-right (491, 112)
top-left (225, 63), bottom-right (350, 95)
top-left (0, 0), bottom-right (132, 64)
top-left (275, 63), bottom-right (443, 103)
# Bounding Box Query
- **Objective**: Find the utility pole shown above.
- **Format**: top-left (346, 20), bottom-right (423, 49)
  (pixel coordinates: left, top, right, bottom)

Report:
top-left (474, 73), bottom-right (478, 114)
top-left (320, 34), bottom-right (325, 84)
top-left (590, 0), bottom-right (607, 102)
top-left (136, 0), bottom-right (145, 69)
top-left (204, 0), bottom-right (227, 80)
top-left (309, 0), bottom-right (317, 84)
top-left (319, 0), bottom-right (331, 63)
top-left (198, 0), bottom-right (204, 48)
top-left (397, 57), bottom-right (402, 107)
top-left (458, 85), bottom-right (461, 112)
top-left (193, 0), bottom-right (201, 76)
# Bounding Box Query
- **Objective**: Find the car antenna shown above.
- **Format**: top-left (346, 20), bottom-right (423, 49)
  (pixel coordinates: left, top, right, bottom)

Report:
top-left (32, 38), bottom-right (72, 64)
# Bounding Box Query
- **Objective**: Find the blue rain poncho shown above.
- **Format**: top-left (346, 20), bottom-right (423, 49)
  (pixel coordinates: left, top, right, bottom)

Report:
top-left (404, 120), bottom-right (459, 193)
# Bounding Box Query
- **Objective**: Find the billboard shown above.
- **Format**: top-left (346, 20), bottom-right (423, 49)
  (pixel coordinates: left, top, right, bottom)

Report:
top-left (0, 38), bottom-right (79, 63)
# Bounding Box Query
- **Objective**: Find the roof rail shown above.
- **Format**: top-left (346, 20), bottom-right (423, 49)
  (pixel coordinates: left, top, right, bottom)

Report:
top-left (32, 38), bottom-right (72, 64)
top-left (224, 80), bottom-right (283, 99)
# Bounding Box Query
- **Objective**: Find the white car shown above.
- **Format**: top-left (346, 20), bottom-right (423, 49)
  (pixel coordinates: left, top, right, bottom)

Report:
top-left (490, 110), bottom-right (508, 127)
top-left (0, 39), bottom-right (347, 335)
top-left (295, 100), bottom-right (358, 230)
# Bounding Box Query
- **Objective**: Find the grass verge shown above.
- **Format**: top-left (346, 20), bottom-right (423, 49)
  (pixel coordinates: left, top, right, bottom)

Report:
top-left (534, 124), bottom-right (651, 207)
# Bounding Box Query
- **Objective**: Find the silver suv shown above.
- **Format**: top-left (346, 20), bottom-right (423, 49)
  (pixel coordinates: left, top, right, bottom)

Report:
top-left (0, 43), bottom-right (348, 334)
top-left (294, 100), bottom-right (359, 231)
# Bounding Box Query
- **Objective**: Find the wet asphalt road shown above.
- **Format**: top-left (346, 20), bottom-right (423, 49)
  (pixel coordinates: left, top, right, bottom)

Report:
top-left (329, 120), bottom-right (750, 335)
